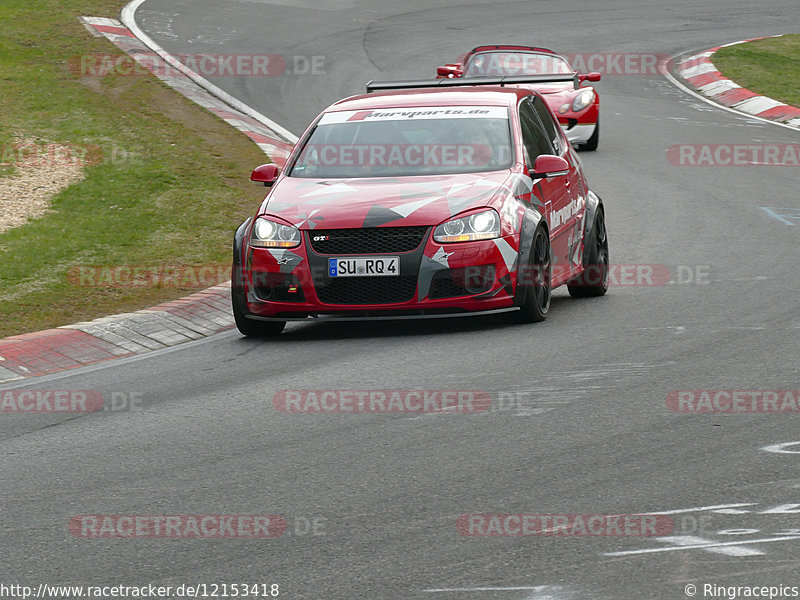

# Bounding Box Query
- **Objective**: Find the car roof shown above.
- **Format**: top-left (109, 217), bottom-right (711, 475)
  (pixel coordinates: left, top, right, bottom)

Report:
top-left (326, 87), bottom-right (532, 113)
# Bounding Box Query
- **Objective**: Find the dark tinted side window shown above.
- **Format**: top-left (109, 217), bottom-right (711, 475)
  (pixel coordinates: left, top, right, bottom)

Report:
top-left (519, 99), bottom-right (552, 164)
top-left (531, 96), bottom-right (563, 155)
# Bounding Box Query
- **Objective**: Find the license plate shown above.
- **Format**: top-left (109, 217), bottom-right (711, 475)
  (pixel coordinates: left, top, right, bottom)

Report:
top-left (328, 257), bottom-right (400, 277)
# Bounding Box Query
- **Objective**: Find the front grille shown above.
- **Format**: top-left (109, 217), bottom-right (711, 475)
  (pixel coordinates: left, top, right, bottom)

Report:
top-left (429, 265), bottom-right (495, 299)
top-left (309, 227), bottom-right (429, 255)
top-left (315, 276), bottom-right (417, 305)
top-left (252, 272), bottom-right (305, 303)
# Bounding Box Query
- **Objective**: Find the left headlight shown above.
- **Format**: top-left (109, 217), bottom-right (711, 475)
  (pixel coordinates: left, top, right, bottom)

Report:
top-left (433, 209), bottom-right (500, 243)
top-left (250, 216), bottom-right (301, 248)
top-left (572, 89), bottom-right (595, 112)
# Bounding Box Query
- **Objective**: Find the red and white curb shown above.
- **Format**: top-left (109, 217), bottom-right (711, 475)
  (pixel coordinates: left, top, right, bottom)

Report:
top-left (674, 36), bottom-right (800, 129)
top-left (0, 285), bottom-right (232, 383)
top-left (0, 16), bottom-right (302, 384)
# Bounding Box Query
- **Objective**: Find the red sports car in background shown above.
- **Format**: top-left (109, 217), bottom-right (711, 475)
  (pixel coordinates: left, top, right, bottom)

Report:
top-left (232, 76), bottom-right (609, 337)
top-left (437, 45), bottom-right (601, 150)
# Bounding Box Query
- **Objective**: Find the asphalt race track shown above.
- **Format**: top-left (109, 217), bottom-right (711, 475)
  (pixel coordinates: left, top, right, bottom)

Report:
top-left (3, 1), bottom-right (800, 598)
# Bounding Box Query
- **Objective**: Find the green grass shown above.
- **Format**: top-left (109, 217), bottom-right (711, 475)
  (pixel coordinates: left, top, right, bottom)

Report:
top-left (713, 34), bottom-right (800, 107)
top-left (0, 0), bottom-right (271, 338)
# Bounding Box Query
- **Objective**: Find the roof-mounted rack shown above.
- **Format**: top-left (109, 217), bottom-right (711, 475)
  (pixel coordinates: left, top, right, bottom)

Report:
top-left (365, 73), bottom-right (579, 93)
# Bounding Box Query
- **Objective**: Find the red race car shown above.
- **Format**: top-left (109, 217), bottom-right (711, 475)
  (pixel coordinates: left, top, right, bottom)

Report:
top-left (232, 76), bottom-right (609, 337)
top-left (437, 45), bottom-right (601, 150)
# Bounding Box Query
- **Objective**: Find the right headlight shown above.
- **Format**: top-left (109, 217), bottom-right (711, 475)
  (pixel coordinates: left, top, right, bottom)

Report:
top-left (572, 89), bottom-right (595, 112)
top-left (250, 217), bottom-right (301, 248)
top-left (433, 210), bottom-right (500, 243)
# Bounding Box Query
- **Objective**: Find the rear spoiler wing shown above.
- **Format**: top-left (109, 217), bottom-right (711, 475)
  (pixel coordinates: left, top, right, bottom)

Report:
top-left (469, 45), bottom-right (557, 56)
top-left (366, 73), bottom-right (579, 93)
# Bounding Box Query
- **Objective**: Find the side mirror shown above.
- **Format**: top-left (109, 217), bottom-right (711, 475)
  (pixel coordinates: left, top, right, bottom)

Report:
top-left (579, 72), bottom-right (602, 83)
top-left (531, 155), bottom-right (570, 178)
top-left (436, 64), bottom-right (462, 79)
top-left (250, 163), bottom-right (280, 187)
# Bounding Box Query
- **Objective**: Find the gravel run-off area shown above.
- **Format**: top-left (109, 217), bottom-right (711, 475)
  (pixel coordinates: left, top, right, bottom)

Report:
top-left (0, 138), bottom-right (88, 234)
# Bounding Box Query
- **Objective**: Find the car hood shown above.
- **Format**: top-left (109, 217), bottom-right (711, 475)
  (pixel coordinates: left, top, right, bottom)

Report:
top-left (503, 81), bottom-right (575, 95)
top-left (528, 83), bottom-right (576, 95)
top-left (500, 82), bottom-right (584, 112)
top-left (262, 171), bottom-right (515, 230)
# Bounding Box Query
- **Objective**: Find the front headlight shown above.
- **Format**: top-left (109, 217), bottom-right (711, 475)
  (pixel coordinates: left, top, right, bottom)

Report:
top-left (250, 217), bottom-right (301, 248)
top-left (572, 89), bottom-right (595, 112)
top-left (433, 210), bottom-right (500, 243)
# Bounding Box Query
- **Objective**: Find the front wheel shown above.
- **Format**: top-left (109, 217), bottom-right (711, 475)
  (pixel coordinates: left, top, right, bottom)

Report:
top-left (231, 264), bottom-right (286, 337)
top-left (579, 118), bottom-right (599, 151)
top-left (568, 208), bottom-right (609, 298)
top-left (508, 225), bottom-right (551, 323)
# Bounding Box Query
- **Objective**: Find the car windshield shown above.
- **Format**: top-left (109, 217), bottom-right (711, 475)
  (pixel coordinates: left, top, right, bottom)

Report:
top-left (290, 106), bottom-right (513, 178)
top-left (465, 51), bottom-right (572, 77)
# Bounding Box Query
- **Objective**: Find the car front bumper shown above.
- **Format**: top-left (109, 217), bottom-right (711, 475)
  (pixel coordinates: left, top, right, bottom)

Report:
top-left (556, 101), bottom-right (599, 145)
top-left (243, 229), bottom-right (520, 319)
top-left (561, 122), bottom-right (597, 145)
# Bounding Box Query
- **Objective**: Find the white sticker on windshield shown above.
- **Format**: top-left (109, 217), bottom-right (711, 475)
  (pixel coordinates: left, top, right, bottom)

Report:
top-left (320, 106), bottom-right (508, 124)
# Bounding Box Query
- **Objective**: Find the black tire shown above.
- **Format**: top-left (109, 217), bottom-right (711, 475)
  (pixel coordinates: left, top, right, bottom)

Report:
top-left (579, 118), bottom-right (599, 151)
top-left (231, 263), bottom-right (286, 337)
top-left (508, 225), bottom-right (551, 323)
top-left (568, 208), bottom-right (609, 298)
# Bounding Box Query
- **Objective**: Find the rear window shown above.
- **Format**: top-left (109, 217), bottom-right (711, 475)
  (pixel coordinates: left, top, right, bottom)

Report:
top-left (465, 52), bottom-right (572, 77)
top-left (290, 106), bottom-right (513, 178)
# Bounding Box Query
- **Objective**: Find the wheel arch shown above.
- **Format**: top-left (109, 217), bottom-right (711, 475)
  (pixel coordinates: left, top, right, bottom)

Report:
top-left (232, 217), bottom-right (253, 293)
top-left (581, 190), bottom-right (604, 267)
top-left (514, 208), bottom-right (548, 306)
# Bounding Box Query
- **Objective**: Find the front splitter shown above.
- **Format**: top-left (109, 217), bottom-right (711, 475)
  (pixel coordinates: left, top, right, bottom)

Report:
top-left (245, 306), bottom-right (520, 322)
